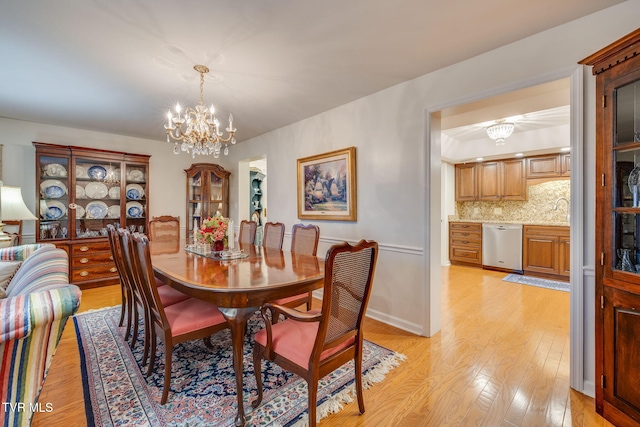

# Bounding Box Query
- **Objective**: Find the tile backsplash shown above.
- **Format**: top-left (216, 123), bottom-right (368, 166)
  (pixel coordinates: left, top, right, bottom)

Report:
top-left (456, 180), bottom-right (570, 224)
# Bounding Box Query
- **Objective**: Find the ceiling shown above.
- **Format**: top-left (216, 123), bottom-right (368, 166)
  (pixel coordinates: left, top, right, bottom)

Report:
top-left (0, 1), bottom-right (624, 145)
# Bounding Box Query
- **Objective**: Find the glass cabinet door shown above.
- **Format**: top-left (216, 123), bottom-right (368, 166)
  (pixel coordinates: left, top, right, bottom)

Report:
top-left (74, 157), bottom-right (121, 238)
top-left (209, 171), bottom-right (223, 217)
top-left (124, 162), bottom-right (147, 234)
top-left (37, 155), bottom-right (70, 241)
top-left (611, 77), bottom-right (640, 274)
top-left (187, 171), bottom-right (203, 237)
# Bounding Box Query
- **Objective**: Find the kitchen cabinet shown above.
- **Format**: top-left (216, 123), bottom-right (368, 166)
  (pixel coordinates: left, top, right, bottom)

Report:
top-left (34, 142), bottom-right (150, 289)
top-left (478, 159), bottom-right (526, 201)
top-left (526, 153), bottom-right (571, 179)
top-left (523, 225), bottom-right (570, 280)
top-left (449, 222), bottom-right (482, 265)
top-left (185, 163), bottom-right (231, 241)
top-left (250, 168), bottom-right (264, 225)
top-left (455, 163), bottom-right (477, 201)
top-left (580, 28), bottom-right (640, 426)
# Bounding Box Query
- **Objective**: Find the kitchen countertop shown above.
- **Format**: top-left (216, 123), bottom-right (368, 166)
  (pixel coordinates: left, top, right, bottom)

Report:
top-left (448, 217), bottom-right (569, 227)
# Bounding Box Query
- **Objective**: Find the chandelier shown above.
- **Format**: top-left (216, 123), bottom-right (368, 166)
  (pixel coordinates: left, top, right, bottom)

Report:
top-left (486, 119), bottom-right (515, 145)
top-left (165, 65), bottom-right (236, 158)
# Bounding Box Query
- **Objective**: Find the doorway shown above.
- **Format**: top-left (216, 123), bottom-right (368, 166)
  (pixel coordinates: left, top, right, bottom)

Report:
top-left (424, 66), bottom-right (586, 393)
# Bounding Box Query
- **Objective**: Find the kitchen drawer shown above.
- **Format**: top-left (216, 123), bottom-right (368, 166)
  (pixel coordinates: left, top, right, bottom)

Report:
top-left (523, 225), bottom-right (569, 237)
top-left (450, 222), bottom-right (482, 232)
top-left (71, 264), bottom-right (118, 282)
top-left (450, 246), bottom-right (482, 264)
top-left (450, 236), bottom-right (481, 247)
top-left (450, 230), bottom-right (481, 241)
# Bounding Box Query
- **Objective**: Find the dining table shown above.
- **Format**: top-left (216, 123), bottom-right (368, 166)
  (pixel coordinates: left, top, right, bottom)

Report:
top-left (150, 240), bottom-right (325, 426)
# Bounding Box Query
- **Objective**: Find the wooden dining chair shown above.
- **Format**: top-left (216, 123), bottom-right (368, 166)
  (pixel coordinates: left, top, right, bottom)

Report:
top-left (262, 222), bottom-right (285, 249)
top-left (128, 232), bottom-right (230, 404)
top-left (252, 240), bottom-right (379, 426)
top-left (270, 223), bottom-right (320, 321)
top-left (238, 220), bottom-right (257, 245)
top-left (106, 224), bottom-right (138, 343)
top-left (148, 215), bottom-right (180, 242)
top-left (2, 220), bottom-right (22, 246)
top-left (117, 229), bottom-right (189, 361)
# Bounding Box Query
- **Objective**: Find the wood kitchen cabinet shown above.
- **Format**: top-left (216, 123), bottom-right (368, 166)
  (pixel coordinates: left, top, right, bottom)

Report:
top-left (581, 28), bottom-right (640, 426)
top-left (449, 222), bottom-right (482, 265)
top-left (456, 159), bottom-right (526, 201)
top-left (455, 163), bottom-right (477, 201)
top-left (478, 159), bottom-right (526, 201)
top-left (526, 153), bottom-right (571, 179)
top-left (522, 225), bottom-right (569, 280)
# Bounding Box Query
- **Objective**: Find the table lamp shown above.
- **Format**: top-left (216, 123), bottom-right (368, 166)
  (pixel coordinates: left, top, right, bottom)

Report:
top-left (0, 183), bottom-right (38, 248)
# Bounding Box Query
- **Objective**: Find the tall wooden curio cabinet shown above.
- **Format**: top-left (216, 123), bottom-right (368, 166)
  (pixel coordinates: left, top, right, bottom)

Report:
top-left (34, 142), bottom-right (150, 289)
top-left (185, 163), bottom-right (230, 240)
top-left (581, 29), bottom-right (640, 427)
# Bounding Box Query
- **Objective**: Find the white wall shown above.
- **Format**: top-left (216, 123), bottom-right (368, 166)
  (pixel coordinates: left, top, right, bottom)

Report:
top-left (221, 0), bottom-right (640, 394)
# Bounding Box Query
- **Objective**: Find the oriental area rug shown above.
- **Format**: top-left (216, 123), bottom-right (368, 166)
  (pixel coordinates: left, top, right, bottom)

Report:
top-left (74, 306), bottom-right (405, 426)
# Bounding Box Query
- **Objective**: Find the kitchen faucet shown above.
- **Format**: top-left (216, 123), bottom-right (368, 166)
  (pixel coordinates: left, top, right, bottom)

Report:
top-left (552, 197), bottom-right (570, 223)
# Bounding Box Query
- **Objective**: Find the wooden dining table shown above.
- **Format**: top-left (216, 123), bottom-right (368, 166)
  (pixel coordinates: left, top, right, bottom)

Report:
top-left (150, 241), bottom-right (325, 426)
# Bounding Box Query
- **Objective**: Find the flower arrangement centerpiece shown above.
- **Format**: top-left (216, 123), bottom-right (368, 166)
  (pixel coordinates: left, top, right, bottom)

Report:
top-left (196, 214), bottom-right (229, 252)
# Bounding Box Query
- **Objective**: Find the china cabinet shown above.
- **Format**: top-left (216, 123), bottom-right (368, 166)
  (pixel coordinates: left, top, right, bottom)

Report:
top-left (34, 142), bottom-right (150, 289)
top-left (185, 163), bottom-right (230, 241)
top-left (250, 168), bottom-right (265, 225)
top-left (580, 28), bottom-right (640, 427)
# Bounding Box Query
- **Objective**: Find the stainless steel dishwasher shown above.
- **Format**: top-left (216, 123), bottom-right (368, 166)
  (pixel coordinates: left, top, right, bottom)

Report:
top-left (482, 223), bottom-right (523, 273)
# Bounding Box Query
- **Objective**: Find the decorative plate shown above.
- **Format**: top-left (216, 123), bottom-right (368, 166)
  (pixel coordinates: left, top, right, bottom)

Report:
top-left (76, 165), bottom-right (88, 179)
top-left (126, 201), bottom-right (144, 218)
top-left (88, 165), bottom-right (107, 180)
top-left (85, 201), bottom-right (108, 219)
top-left (76, 185), bottom-right (86, 199)
top-left (76, 205), bottom-right (85, 219)
top-left (108, 186), bottom-right (120, 199)
top-left (127, 169), bottom-right (144, 182)
top-left (126, 183), bottom-right (145, 200)
top-left (42, 201), bottom-right (66, 220)
top-left (85, 182), bottom-right (109, 199)
top-left (40, 179), bottom-right (67, 199)
top-left (628, 164), bottom-right (640, 193)
top-left (107, 205), bottom-right (120, 219)
top-left (44, 163), bottom-right (67, 177)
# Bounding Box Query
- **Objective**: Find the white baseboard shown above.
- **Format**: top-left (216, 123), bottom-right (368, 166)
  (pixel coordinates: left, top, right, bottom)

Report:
top-left (583, 380), bottom-right (595, 398)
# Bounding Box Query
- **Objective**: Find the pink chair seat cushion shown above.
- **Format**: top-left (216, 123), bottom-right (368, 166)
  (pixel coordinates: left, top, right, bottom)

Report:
top-left (157, 285), bottom-right (190, 306)
top-left (273, 293), bottom-right (308, 306)
top-left (164, 298), bottom-right (227, 337)
top-left (255, 317), bottom-right (354, 368)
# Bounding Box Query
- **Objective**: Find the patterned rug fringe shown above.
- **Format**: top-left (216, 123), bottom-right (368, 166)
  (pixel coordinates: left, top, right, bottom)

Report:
top-left (292, 352), bottom-right (407, 427)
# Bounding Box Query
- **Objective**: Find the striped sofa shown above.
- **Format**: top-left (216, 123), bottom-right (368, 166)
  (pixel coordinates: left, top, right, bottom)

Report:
top-left (0, 244), bottom-right (81, 427)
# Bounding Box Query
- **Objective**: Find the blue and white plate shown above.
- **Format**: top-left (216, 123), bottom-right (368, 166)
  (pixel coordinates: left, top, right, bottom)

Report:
top-left (42, 201), bottom-right (66, 220)
top-left (88, 165), bottom-right (107, 180)
top-left (126, 183), bottom-right (145, 200)
top-left (107, 205), bottom-right (120, 219)
top-left (126, 201), bottom-right (144, 218)
top-left (85, 201), bottom-right (108, 219)
top-left (40, 179), bottom-right (67, 199)
top-left (44, 163), bottom-right (67, 177)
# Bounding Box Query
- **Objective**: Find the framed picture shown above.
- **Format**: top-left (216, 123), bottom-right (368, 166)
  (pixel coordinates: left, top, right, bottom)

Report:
top-left (297, 147), bottom-right (356, 221)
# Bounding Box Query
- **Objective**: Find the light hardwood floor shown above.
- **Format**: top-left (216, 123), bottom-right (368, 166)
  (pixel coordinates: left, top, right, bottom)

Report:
top-left (33, 265), bottom-right (613, 426)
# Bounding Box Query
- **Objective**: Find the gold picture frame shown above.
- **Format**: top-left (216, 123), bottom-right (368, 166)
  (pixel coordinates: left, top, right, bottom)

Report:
top-left (297, 147), bottom-right (356, 221)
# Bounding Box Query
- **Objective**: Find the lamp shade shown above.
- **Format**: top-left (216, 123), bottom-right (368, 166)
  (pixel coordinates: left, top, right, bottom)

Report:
top-left (1, 186), bottom-right (37, 221)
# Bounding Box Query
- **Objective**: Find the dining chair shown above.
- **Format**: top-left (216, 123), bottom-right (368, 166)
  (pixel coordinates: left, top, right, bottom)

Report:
top-left (238, 220), bottom-right (257, 245)
top-left (2, 220), bottom-right (22, 246)
top-left (107, 224), bottom-right (135, 340)
top-left (252, 239), bottom-right (379, 426)
top-left (128, 232), bottom-right (230, 405)
top-left (148, 215), bottom-right (180, 241)
top-left (117, 229), bottom-right (189, 361)
top-left (270, 223), bottom-right (320, 321)
top-left (262, 222), bottom-right (285, 249)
